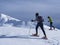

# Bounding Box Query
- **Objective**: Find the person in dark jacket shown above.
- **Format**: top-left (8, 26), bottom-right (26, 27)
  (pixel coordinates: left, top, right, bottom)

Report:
top-left (48, 16), bottom-right (55, 30)
top-left (31, 13), bottom-right (47, 39)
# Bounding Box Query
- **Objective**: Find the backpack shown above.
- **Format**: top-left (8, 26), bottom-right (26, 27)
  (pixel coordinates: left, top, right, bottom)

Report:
top-left (37, 16), bottom-right (44, 22)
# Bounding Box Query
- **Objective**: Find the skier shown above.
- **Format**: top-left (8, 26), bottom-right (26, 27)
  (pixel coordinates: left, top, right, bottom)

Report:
top-left (31, 13), bottom-right (47, 39)
top-left (48, 16), bottom-right (55, 30)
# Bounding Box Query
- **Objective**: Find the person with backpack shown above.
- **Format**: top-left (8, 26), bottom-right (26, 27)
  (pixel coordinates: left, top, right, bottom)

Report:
top-left (31, 13), bottom-right (47, 39)
top-left (48, 16), bottom-right (55, 30)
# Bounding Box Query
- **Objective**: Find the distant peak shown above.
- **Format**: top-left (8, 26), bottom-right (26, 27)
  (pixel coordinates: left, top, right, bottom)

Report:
top-left (0, 13), bottom-right (21, 21)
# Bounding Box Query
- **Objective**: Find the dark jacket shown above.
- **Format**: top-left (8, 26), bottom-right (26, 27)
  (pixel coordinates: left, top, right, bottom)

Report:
top-left (36, 16), bottom-right (44, 23)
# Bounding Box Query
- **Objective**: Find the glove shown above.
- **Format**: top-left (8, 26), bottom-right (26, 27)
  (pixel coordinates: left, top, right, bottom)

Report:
top-left (31, 20), bottom-right (34, 22)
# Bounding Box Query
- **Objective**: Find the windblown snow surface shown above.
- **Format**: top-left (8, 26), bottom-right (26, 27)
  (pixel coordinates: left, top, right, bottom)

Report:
top-left (0, 24), bottom-right (60, 45)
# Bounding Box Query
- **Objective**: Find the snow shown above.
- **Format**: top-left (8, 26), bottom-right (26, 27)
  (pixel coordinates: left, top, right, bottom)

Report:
top-left (0, 14), bottom-right (21, 22)
top-left (0, 13), bottom-right (60, 45)
top-left (0, 25), bottom-right (60, 45)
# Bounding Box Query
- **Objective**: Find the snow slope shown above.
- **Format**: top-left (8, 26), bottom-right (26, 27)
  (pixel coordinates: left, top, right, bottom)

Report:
top-left (0, 25), bottom-right (60, 45)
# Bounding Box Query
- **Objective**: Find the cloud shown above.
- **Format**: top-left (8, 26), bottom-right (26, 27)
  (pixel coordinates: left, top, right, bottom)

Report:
top-left (0, 0), bottom-right (60, 17)
top-left (1, 0), bottom-right (60, 13)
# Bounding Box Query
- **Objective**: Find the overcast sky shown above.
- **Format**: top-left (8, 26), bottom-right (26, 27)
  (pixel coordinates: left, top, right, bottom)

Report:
top-left (0, 0), bottom-right (60, 28)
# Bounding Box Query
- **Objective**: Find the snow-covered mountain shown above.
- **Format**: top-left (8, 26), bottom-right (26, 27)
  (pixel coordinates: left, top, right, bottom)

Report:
top-left (0, 13), bottom-right (37, 27)
top-left (0, 14), bottom-right (22, 26)
top-left (0, 14), bottom-right (20, 22)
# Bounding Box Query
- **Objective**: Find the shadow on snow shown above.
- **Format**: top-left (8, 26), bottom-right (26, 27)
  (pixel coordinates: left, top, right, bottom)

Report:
top-left (0, 35), bottom-right (41, 39)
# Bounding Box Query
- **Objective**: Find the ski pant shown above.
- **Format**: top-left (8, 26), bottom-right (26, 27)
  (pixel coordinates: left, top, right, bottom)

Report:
top-left (50, 22), bottom-right (55, 29)
top-left (36, 22), bottom-right (46, 37)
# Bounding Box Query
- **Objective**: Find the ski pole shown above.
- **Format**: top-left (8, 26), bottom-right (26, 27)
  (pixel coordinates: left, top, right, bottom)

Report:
top-left (28, 22), bottom-right (32, 36)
